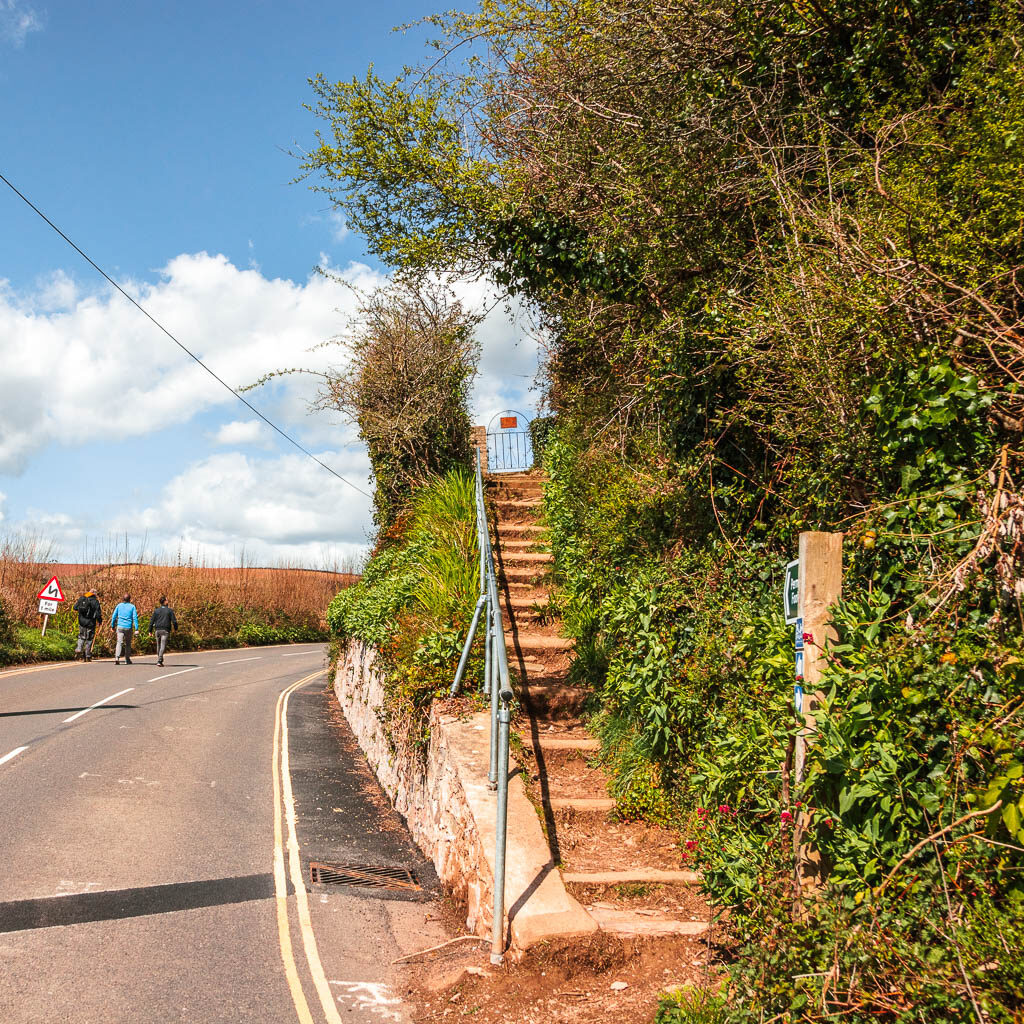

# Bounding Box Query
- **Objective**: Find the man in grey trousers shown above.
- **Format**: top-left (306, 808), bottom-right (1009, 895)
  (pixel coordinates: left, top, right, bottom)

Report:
top-left (72, 588), bottom-right (102, 661)
top-left (149, 596), bottom-right (178, 667)
top-left (110, 594), bottom-right (139, 665)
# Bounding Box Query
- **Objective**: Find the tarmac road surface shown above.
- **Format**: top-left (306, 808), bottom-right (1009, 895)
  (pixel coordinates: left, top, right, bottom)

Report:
top-left (0, 644), bottom-right (440, 1023)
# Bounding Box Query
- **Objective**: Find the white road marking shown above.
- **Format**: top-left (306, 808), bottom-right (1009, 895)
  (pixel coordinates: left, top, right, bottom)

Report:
top-left (329, 982), bottom-right (402, 1021)
top-left (218, 656), bottom-right (261, 665)
top-left (281, 651), bottom-right (314, 657)
top-left (63, 689), bottom-right (134, 723)
top-left (0, 746), bottom-right (28, 767)
top-left (148, 667), bottom-right (202, 682)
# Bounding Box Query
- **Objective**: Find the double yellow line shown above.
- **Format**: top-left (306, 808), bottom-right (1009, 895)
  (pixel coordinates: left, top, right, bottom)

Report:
top-left (272, 670), bottom-right (344, 1024)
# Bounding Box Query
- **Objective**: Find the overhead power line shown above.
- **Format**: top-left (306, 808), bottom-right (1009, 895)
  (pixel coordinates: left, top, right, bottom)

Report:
top-left (0, 171), bottom-right (371, 499)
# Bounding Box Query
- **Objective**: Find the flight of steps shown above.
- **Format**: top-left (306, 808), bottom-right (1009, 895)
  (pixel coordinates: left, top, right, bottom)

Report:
top-left (488, 471), bottom-right (710, 940)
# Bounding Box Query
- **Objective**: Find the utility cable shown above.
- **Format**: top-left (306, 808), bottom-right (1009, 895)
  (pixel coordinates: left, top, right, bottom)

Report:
top-left (0, 171), bottom-right (371, 499)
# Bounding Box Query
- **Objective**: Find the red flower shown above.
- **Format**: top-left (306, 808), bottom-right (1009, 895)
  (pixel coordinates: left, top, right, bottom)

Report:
top-left (685, 839), bottom-right (698, 850)
top-left (718, 804), bottom-right (731, 815)
top-left (780, 810), bottom-right (794, 825)
top-left (696, 807), bottom-right (707, 818)
top-left (803, 632), bottom-right (815, 644)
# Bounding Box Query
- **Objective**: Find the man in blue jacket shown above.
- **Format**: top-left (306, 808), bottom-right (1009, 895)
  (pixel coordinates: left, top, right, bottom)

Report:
top-left (110, 593), bottom-right (139, 665)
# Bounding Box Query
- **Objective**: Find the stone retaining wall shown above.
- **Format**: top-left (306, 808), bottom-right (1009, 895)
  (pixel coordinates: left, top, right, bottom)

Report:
top-left (334, 641), bottom-right (495, 935)
top-left (334, 640), bottom-right (597, 951)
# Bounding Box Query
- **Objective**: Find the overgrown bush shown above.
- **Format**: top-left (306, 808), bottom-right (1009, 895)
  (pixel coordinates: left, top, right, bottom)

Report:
top-left (327, 469), bottom-right (482, 747)
top-left (304, 0), bottom-right (1024, 1017)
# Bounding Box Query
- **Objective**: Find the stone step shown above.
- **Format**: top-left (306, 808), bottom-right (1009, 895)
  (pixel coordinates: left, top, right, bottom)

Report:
top-left (502, 551), bottom-right (554, 564)
top-left (490, 483), bottom-right (544, 494)
top-left (562, 869), bottom-right (701, 886)
top-left (501, 539), bottom-right (548, 550)
top-left (507, 596), bottom-right (556, 610)
top-left (546, 797), bottom-right (616, 813)
top-left (493, 498), bottom-right (543, 509)
top-left (588, 907), bottom-right (709, 939)
top-left (487, 474), bottom-right (546, 485)
top-left (520, 682), bottom-right (590, 716)
top-left (502, 567), bottom-right (549, 582)
top-left (496, 523), bottom-right (547, 536)
top-left (508, 633), bottom-right (572, 652)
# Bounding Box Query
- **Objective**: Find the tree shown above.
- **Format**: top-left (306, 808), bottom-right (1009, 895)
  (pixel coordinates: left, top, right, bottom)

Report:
top-left (316, 276), bottom-right (481, 530)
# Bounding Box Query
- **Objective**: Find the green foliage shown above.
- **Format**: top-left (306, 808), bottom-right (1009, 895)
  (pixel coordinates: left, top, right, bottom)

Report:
top-left (304, 0), bottom-right (1024, 1018)
top-left (13, 625), bottom-right (76, 662)
top-left (328, 470), bottom-right (482, 746)
top-left (310, 277), bottom-right (479, 530)
top-left (235, 622), bottom-right (328, 646)
top-left (0, 596), bottom-right (16, 665)
top-left (655, 989), bottom-right (729, 1024)
top-left (302, 71), bottom-right (498, 272)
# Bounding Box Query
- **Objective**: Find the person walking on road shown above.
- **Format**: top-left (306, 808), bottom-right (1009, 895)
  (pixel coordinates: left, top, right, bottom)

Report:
top-left (110, 593), bottom-right (139, 665)
top-left (149, 596), bottom-right (178, 667)
top-left (72, 588), bottom-right (102, 662)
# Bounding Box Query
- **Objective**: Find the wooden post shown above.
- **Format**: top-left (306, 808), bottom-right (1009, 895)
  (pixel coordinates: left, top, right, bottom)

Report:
top-left (794, 530), bottom-right (843, 899)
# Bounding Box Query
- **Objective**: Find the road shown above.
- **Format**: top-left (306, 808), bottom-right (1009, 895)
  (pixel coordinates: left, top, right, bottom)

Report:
top-left (0, 644), bottom-right (441, 1023)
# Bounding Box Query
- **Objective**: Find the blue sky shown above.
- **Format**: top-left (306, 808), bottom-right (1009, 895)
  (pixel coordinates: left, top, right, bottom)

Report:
top-left (0, 0), bottom-right (539, 566)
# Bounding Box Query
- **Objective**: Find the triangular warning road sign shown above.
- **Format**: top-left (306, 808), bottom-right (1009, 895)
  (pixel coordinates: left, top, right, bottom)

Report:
top-left (37, 576), bottom-right (65, 602)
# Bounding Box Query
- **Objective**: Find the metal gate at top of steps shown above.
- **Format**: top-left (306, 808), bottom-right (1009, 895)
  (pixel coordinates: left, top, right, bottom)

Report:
top-left (486, 410), bottom-right (534, 473)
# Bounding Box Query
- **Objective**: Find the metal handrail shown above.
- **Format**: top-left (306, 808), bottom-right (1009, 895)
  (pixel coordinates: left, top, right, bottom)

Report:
top-left (450, 447), bottom-right (514, 964)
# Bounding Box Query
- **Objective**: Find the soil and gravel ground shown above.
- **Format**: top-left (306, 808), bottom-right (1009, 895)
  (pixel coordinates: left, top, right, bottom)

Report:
top-left (401, 897), bottom-right (725, 1024)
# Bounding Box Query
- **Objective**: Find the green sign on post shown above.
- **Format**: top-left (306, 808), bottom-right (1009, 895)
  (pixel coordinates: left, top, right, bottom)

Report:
top-left (783, 558), bottom-right (799, 624)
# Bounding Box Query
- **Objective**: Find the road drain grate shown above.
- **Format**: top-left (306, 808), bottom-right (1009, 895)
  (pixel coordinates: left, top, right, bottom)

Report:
top-left (309, 862), bottom-right (421, 891)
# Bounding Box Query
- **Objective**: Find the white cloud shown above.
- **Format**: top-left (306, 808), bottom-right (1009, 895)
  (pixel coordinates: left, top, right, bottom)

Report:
top-left (210, 419), bottom-right (271, 447)
top-left (0, 0), bottom-right (42, 46)
top-left (126, 449), bottom-right (373, 566)
top-left (0, 252), bottom-right (386, 474)
top-left (328, 211), bottom-right (350, 243)
top-left (0, 254), bottom-right (541, 562)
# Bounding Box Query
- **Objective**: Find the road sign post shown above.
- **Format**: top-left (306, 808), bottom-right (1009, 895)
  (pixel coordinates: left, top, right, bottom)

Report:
top-left (36, 576), bottom-right (65, 636)
top-left (788, 532), bottom-right (843, 904)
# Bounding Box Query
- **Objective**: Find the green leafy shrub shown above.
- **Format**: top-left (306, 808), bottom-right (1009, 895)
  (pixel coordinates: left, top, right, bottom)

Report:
top-left (328, 469), bottom-right (482, 747)
top-left (655, 989), bottom-right (729, 1024)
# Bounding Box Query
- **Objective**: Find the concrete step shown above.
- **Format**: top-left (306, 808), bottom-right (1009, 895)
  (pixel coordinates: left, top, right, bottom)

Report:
top-left (588, 907), bottom-right (709, 938)
top-left (521, 735), bottom-right (600, 753)
top-left (546, 797), bottom-right (616, 813)
top-left (500, 539), bottom-right (548, 550)
top-left (562, 869), bottom-right (701, 886)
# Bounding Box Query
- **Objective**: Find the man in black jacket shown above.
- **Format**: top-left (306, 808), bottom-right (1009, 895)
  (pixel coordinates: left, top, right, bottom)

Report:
top-left (72, 589), bottom-right (102, 662)
top-left (149, 596), bottom-right (178, 667)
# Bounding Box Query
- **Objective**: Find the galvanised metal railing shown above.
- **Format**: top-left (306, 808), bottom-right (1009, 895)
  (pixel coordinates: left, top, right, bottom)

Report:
top-left (450, 447), bottom-right (514, 964)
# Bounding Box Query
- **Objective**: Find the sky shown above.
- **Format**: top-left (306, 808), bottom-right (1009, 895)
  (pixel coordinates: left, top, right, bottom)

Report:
top-left (0, 0), bottom-right (540, 569)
